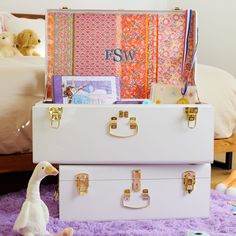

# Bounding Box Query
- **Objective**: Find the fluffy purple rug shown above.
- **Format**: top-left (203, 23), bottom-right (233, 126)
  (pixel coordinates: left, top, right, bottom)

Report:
top-left (0, 185), bottom-right (236, 236)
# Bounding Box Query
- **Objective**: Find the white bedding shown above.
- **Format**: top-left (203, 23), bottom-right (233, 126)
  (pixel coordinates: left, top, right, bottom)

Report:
top-left (0, 57), bottom-right (45, 154)
top-left (197, 64), bottom-right (236, 139)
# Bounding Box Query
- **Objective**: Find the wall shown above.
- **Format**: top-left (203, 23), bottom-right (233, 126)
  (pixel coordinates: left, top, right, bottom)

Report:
top-left (0, 0), bottom-right (167, 14)
top-left (168, 0), bottom-right (236, 78)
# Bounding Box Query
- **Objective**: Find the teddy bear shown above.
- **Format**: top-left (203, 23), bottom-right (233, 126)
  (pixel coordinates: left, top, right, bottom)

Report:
top-left (0, 32), bottom-right (22, 57)
top-left (16, 29), bottom-right (41, 56)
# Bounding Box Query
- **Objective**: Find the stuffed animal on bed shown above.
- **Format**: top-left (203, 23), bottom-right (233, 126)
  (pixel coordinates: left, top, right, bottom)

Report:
top-left (16, 29), bottom-right (41, 56)
top-left (0, 32), bottom-right (22, 57)
top-left (13, 161), bottom-right (74, 236)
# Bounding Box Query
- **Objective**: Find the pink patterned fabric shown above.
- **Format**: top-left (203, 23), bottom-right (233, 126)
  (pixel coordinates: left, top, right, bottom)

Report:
top-left (115, 14), bottom-right (122, 79)
top-left (53, 12), bottom-right (74, 76)
top-left (46, 12), bottom-right (55, 99)
top-left (147, 14), bottom-right (158, 92)
top-left (73, 13), bottom-right (116, 76)
top-left (158, 12), bottom-right (186, 85)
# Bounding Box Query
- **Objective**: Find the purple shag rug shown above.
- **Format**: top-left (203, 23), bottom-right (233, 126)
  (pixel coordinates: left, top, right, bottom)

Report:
top-left (0, 185), bottom-right (236, 236)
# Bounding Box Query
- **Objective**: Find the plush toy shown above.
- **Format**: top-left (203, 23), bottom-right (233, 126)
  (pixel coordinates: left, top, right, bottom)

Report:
top-left (0, 32), bottom-right (22, 57)
top-left (215, 170), bottom-right (236, 197)
top-left (16, 29), bottom-right (41, 56)
top-left (13, 161), bottom-right (74, 236)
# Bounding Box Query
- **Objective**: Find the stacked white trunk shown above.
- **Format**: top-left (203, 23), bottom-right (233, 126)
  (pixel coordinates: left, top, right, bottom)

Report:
top-left (32, 103), bottom-right (214, 220)
top-left (33, 104), bottom-right (213, 164)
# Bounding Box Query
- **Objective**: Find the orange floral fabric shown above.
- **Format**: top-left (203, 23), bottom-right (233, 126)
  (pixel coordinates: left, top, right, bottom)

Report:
top-left (120, 15), bottom-right (148, 98)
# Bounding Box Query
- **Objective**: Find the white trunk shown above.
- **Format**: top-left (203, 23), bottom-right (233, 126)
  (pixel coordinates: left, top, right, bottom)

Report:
top-left (33, 103), bottom-right (214, 164)
top-left (59, 164), bottom-right (211, 221)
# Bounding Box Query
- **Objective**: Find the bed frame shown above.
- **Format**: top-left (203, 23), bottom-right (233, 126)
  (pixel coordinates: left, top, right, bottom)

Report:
top-left (213, 134), bottom-right (236, 170)
top-left (0, 13), bottom-right (45, 173)
top-left (13, 13), bottom-right (45, 19)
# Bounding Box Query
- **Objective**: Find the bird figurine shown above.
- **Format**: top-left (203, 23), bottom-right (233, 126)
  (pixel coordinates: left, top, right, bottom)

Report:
top-left (13, 161), bottom-right (74, 236)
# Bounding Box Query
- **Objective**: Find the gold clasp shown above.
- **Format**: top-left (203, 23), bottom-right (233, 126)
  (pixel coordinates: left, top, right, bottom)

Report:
top-left (185, 107), bottom-right (198, 129)
top-left (49, 107), bottom-right (63, 129)
top-left (132, 170), bottom-right (141, 192)
top-left (76, 173), bottom-right (89, 196)
top-left (183, 171), bottom-right (196, 194)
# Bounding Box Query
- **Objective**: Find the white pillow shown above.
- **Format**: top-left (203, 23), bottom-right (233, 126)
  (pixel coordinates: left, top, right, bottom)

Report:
top-left (196, 64), bottom-right (236, 138)
top-left (1, 12), bottom-right (45, 57)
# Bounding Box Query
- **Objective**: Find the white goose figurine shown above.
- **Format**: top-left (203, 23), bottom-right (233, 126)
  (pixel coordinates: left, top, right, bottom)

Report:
top-left (13, 161), bottom-right (73, 236)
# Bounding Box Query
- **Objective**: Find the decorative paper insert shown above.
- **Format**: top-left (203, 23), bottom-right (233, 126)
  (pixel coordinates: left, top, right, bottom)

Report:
top-left (46, 10), bottom-right (196, 100)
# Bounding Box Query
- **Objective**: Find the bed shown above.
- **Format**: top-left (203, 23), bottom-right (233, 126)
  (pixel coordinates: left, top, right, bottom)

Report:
top-left (0, 57), bottom-right (45, 154)
top-left (0, 13), bottom-right (45, 172)
top-left (0, 13), bottom-right (235, 173)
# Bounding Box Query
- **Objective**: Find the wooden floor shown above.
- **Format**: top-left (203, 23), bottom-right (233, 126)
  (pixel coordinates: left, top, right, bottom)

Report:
top-left (211, 153), bottom-right (236, 188)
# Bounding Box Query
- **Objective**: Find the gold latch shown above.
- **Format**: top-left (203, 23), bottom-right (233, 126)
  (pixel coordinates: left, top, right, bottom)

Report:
top-left (132, 170), bottom-right (141, 192)
top-left (76, 173), bottom-right (89, 196)
top-left (49, 107), bottom-right (63, 129)
top-left (183, 171), bottom-right (196, 194)
top-left (185, 107), bottom-right (198, 129)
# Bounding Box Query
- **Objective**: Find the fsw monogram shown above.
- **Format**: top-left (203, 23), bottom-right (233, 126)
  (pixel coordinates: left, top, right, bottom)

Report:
top-left (105, 48), bottom-right (136, 62)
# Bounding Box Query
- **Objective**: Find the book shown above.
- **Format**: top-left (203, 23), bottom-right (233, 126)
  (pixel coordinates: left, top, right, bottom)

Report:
top-left (53, 76), bottom-right (120, 104)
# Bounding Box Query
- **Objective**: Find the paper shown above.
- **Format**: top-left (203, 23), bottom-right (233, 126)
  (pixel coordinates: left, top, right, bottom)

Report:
top-left (150, 84), bottom-right (198, 104)
top-left (53, 76), bottom-right (120, 104)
